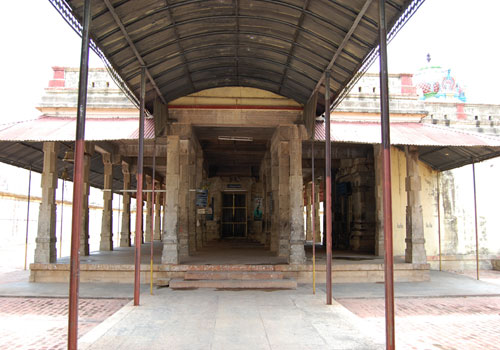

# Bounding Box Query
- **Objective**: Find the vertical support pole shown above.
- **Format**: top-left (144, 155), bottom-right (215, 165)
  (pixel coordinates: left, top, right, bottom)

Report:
top-left (150, 140), bottom-right (156, 295)
top-left (437, 172), bottom-right (442, 271)
top-left (324, 71), bottom-right (332, 305)
top-left (134, 66), bottom-right (146, 306)
top-left (59, 177), bottom-right (65, 259)
top-left (472, 161), bottom-right (479, 280)
top-left (311, 140), bottom-right (316, 295)
top-left (24, 166), bottom-right (32, 270)
top-left (379, 0), bottom-right (395, 349)
top-left (68, 0), bottom-right (91, 348)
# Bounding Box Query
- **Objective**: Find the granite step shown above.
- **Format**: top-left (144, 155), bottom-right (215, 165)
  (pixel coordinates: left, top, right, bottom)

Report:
top-left (169, 278), bottom-right (297, 290)
top-left (184, 271), bottom-right (284, 281)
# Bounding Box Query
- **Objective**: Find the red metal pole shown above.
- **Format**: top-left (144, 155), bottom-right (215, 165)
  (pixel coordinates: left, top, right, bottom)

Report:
top-left (311, 139), bottom-right (316, 294)
top-left (68, 0), bottom-right (91, 348)
top-left (324, 71), bottom-right (332, 305)
top-left (437, 172), bottom-right (442, 271)
top-left (472, 161), bottom-right (479, 280)
top-left (134, 66), bottom-right (146, 306)
top-left (379, 0), bottom-right (395, 349)
top-left (150, 140), bottom-right (156, 295)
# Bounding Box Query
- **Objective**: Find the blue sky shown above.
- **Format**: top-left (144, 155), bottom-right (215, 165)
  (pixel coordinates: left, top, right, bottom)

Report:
top-left (0, 0), bottom-right (499, 124)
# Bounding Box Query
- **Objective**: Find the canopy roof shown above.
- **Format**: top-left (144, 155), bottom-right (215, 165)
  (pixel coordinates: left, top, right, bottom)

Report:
top-left (51, 0), bottom-right (424, 113)
top-left (314, 121), bottom-right (500, 170)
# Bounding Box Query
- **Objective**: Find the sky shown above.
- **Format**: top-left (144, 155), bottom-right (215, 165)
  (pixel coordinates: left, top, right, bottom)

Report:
top-left (0, 0), bottom-right (499, 124)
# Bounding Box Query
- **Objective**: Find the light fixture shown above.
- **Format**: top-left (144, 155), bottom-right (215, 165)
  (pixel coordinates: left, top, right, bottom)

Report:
top-left (218, 136), bottom-right (253, 142)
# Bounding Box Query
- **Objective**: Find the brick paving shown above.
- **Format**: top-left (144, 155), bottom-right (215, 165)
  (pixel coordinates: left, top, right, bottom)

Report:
top-left (337, 296), bottom-right (500, 350)
top-left (0, 297), bottom-right (129, 350)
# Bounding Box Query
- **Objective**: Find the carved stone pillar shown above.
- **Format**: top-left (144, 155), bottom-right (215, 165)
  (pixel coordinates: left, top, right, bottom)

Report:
top-left (119, 163), bottom-right (131, 247)
top-left (34, 142), bottom-right (59, 263)
top-left (99, 153), bottom-right (113, 251)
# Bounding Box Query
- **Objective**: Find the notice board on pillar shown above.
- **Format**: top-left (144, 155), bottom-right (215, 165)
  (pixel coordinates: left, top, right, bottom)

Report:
top-left (196, 189), bottom-right (208, 207)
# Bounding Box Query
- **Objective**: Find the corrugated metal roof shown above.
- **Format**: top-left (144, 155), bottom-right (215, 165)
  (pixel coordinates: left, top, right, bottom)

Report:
top-left (0, 116), bottom-right (155, 142)
top-left (314, 121), bottom-right (500, 147)
top-left (313, 121), bottom-right (500, 170)
top-left (51, 0), bottom-right (425, 114)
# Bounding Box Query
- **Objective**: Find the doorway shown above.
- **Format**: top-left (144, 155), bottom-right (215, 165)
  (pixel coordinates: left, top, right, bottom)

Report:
top-left (221, 193), bottom-right (247, 238)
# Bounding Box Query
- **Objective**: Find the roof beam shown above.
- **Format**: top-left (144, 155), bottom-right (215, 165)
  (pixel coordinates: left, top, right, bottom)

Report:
top-left (309, 0), bottom-right (374, 103)
top-left (279, 0), bottom-right (310, 95)
top-left (163, 0), bottom-right (195, 91)
top-left (102, 0), bottom-right (167, 105)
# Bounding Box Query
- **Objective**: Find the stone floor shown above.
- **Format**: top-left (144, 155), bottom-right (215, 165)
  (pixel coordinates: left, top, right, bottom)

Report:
top-left (1, 269), bottom-right (500, 349)
top-left (54, 240), bottom-right (397, 266)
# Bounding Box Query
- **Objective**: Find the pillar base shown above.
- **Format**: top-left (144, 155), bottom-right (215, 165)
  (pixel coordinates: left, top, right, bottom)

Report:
top-left (119, 233), bottom-right (131, 248)
top-left (161, 242), bottom-right (179, 264)
top-left (290, 241), bottom-right (306, 264)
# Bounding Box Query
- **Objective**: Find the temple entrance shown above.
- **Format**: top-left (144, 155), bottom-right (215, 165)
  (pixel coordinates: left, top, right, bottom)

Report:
top-left (221, 193), bottom-right (247, 238)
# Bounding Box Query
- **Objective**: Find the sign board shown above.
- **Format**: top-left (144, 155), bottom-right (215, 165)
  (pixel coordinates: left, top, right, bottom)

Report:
top-left (196, 190), bottom-right (208, 207)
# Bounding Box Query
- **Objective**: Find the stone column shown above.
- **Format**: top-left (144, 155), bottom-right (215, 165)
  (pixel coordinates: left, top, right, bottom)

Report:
top-left (179, 139), bottom-right (191, 258)
top-left (188, 141), bottom-right (197, 254)
top-left (405, 146), bottom-right (427, 264)
top-left (144, 176), bottom-right (153, 243)
top-left (119, 163), bottom-right (131, 247)
top-left (162, 135), bottom-right (180, 263)
top-left (373, 145), bottom-right (384, 256)
top-left (270, 146), bottom-right (280, 253)
top-left (305, 183), bottom-right (312, 241)
top-left (99, 154), bottom-right (113, 251)
top-left (195, 151), bottom-right (204, 249)
top-left (80, 144), bottom-right (92, 256)
top-left (289, 126), bottom-right (306, 264)
top-left (278, 140), bottom-right (290, 258)
top-left (34, 142), bottom-right (59, 263)
top-left (154, 188), bottom-right (162, 240)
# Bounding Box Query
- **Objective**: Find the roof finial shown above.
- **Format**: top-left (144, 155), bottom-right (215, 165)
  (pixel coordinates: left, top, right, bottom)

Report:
top-left (426, 53), bottom-right (431, 63)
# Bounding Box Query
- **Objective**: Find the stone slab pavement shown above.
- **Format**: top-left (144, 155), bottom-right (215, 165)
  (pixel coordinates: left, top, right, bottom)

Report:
top-left (79, 286), bottom-right (384, 350)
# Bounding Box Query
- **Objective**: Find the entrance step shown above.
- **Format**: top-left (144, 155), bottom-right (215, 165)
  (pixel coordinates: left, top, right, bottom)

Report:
top-left (169, 278), bottom-right (297, 290)
top-left (155, 277), bottom-right (171, 287)
top-left (184, 271), bottom-right (284, 281)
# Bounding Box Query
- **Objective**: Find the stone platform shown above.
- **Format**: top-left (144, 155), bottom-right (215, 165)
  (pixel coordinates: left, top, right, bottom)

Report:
top-left (29, 261), bottom-right (430, 284)
top-left (29, 241), bottom-right (430, 284)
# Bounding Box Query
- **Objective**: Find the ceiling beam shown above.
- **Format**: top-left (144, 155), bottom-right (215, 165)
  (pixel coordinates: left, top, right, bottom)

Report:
top-left (309, 0), bottom-right (374, 104)
top-left (102, 0), bottom-right (167, 105)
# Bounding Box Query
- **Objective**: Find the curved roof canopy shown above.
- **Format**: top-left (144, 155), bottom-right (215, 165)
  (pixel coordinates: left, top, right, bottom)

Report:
top-left (52, 0), bottom-right (424, 113)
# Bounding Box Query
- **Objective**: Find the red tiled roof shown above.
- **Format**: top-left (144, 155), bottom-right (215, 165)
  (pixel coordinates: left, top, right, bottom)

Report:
top-left (0, 116), bottom-right (155, 142)
top-left (314, 121), bottom-right (500, 147)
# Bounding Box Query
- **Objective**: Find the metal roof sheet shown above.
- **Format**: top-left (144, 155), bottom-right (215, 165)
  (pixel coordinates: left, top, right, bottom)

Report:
top-left (51, 0), bottom-right (425, 114)
top-left (313, 121), bottom-right (500, 170)
top-left (0, 116), bottom-right (155, 142)
top-left (314, 121), bottom-right (500, 147)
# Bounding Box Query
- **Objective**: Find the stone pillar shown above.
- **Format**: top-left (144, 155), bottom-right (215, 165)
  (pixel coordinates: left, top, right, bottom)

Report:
top-left (405, 146), bottom-right (427, 264)
top-left (373, 145), bottom-right (384, 256)
top-left (144, 176), bottom-right (153, 243)
top-left (270, 146), bottom-right (280, 253)
top-left (80, 144), bottom-right (92, 256)
top-left (99, 154), bottom-right (113, 251)
top-left (188, 141), bottom-right (197, 254)
top-left (179, 139), bottom-right (190, 258)
top-left (119, 163), bottom-right (131, 247)
top-left (305, 183), bottom-right (312, 241)
top-left (289, 126), bottom-right (306, 264)
top-left (34, 142), bottom-right (59, 263)
top-left (195, 151), bottom-right (204, 249)
top-left (278, 140), bottom-right (290, 258)
top-left (162, 135), bottom-right (180, 264)
top-left (154, 188), bottom-right (162, 240)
